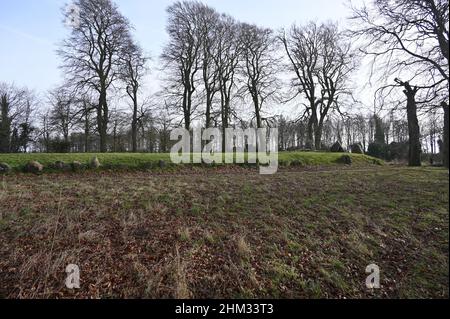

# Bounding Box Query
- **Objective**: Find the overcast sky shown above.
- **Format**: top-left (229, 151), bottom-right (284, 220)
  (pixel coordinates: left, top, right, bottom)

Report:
top-left (0, 0), bottom-right (367, 116)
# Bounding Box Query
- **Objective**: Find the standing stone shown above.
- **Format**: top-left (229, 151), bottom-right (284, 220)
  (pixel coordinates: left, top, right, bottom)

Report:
top-left (90, 156), bottom-right (101, 169)
top-left (337, 155), bottom-right (352, 165)
top-left (159, 160), bottom-right (167, 168)
top-left (71, 161), bottom-right (83, 171)
top-left (54, 161), bottom-right (66, 170)
top-left (351, 143), bottom-right (364, 154)
top-left (0, 162), bottom-right (11, 174)
top-left (330, 142), bottom-right (344, 153)
top-left (24, 161), bottom-right (44, 173)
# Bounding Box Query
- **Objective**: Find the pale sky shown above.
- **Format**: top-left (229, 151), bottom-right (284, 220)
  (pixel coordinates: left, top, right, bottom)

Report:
top-left (0, 0), bottom-right (368, 118)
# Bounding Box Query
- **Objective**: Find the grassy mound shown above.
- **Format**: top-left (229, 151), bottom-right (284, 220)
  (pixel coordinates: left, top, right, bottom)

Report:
top-left (0, 152), bottom-right (382, 173)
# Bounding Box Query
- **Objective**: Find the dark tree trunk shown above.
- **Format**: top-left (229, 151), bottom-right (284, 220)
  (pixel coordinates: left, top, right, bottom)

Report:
top-left (131, 91), bottom-right (138, 153)
top-left (402, 82), bottom-right (421, 166)
top-left (442, 101), bottom-right (449, 168)
top-left (221, 102), bottom-right (229, 154)
top-left (252, 94), bottom-right (262, 129)
top-left (0, 95), bottom-right (11, 153)
top-left (184, 112), bottom-right (191, 131)
top-left (307, 102), bottom-right (318, 150)
top-left (314, 120), bottom-right (324, 151)
top-left (205, 93), bottom-right (212, 129)
top-left (183, 87), bottom-right (192, 130)
top-left (306, 117), bottom-right (315, 150)
top-left (84, 111), bottom-right (90, 153)
top-left (97, 90), bottom-right (108, 153)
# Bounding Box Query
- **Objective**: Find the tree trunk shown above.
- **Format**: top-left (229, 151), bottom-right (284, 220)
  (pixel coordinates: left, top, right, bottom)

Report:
top-left (205, 93), bottom-right (212, 129)
top-left (314, 120), bottom-right (324, 151)
top-left (404, 85), bottom-right (421, 166)
top-left (97, 90), bottom-right (108, 153)
top-left (306, 117), bottom-right (315, 150)
top-left (253, 94), bottom-right (262, 129)
top-left (442, 101), bottom-right (449, 168)
top-left (0, 95), bottom-right (11, 153)
top-left (221, 100), bottom-right (229, 154)
top-left (84, 114), bottom-right (90, 153)
top-left (307, 102), bottom-right (318, 150)
top-left (131, 92), bottom-right (138, 153)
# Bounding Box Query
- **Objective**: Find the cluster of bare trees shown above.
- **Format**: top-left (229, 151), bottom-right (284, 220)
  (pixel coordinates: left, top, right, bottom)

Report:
top-left (0, 83), bottom-right (36, 153)
top-left (276, 112), bottom-right (412, 152)
top-left (161, 2), bottom-right (281, 152)
top-left (350, 0), bottom-right (449, 167)
top-left (57, 0), bottom-right (150, 152)
top-left (0, 0), bottom-right (448, 167)
top-left (280, 22), bottom-right (356, 150)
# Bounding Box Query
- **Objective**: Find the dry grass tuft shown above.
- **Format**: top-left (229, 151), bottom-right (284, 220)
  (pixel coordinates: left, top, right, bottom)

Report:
top-left (236, 236), bottom-right (251, 260)
top-left (178, 227), bottom-right (191, 242)
top-left (174, 245), bottom-right (190, 299)
top-left (204, 230), bottom-right (215, 244)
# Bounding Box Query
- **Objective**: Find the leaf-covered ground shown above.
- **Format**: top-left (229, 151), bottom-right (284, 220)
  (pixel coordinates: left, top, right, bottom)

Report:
top-left (0, 166), bottom-right (448, 298)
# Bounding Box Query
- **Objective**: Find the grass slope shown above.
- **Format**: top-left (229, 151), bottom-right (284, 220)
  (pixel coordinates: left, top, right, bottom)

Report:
top-left (0, 166), bottom-right (447, 298)
top-left (0, 152), bottom-right (382, 172)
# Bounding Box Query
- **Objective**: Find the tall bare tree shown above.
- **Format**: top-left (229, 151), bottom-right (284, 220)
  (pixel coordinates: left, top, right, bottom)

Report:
top-left (161, 1), bottom-right (203, 130)
top-left (120, 40), bottom-right (149, 152)
top-left (280, 22), bottom-right (355, 150)
top-left (215, 15), bottom-right (243, 151)
top-left (198, 5), bottom-right (221, 129)
top-left (239, 23), bottom-right (279, 129)
top-left (48, 86), bottom-right (78, 150)
top-left (58, 0), bottom-right (132, 152)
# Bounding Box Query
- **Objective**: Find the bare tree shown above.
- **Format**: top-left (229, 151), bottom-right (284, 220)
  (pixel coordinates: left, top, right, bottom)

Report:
top-left (161, 1), bottom-right (203, 130)
top-left (58, 0), bottom-right (132, 152)
top-left (280, 22), bottom-right (356, 150)
top-left (198, 5), bottom-right (221, 128)
top-left (215, 15), bottom-right (243, 151)
top-left (48, 86), bottom-right (78, 150)
top-left (239, 23), bottom-right (280, 129)
top-left (79, 94), bottom-right (96, 153)
top-left (280, 23), bottom-right (320, 149)
top-left (120, 40), bottom-right (149, 152)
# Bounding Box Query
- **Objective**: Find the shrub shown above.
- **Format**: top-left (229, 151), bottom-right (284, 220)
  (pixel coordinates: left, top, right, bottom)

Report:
top-left (71, 161), bottom-right (84, 171)
top-left (48, 161), bottom-right (69, 170)
top-left (336, 155), bottom-right (352, 165)
top-left (330, 141), bottom-right (344, 153)
top-left (0, 162), bottom-right (11, 174)
top-left (48, 139), bottom-right (71, 153)
top-left (290, 159), bottom-right (303, 167)
top-left (367, 142), bottom-right (389, 160)
top-left (158, 160), bottom-right (167, 168)
top-left (389, 142), bottom-right (409, 161)
top-left (350, 143), bottom-right (364, 154)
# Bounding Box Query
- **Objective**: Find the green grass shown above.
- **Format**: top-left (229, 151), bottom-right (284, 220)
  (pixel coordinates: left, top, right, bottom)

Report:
top-left (0, 151), bottom-right (382, 172)
top-left (0, 166), bottom-right (447, 299)
top-left (0, 153), bottom-right (170, 170)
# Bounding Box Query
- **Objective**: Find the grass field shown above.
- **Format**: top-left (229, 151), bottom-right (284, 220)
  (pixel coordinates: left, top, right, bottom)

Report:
top-left (0, 152), bottom-right (382, 172)
top-left (0, 165), bottom-right (447, 298)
